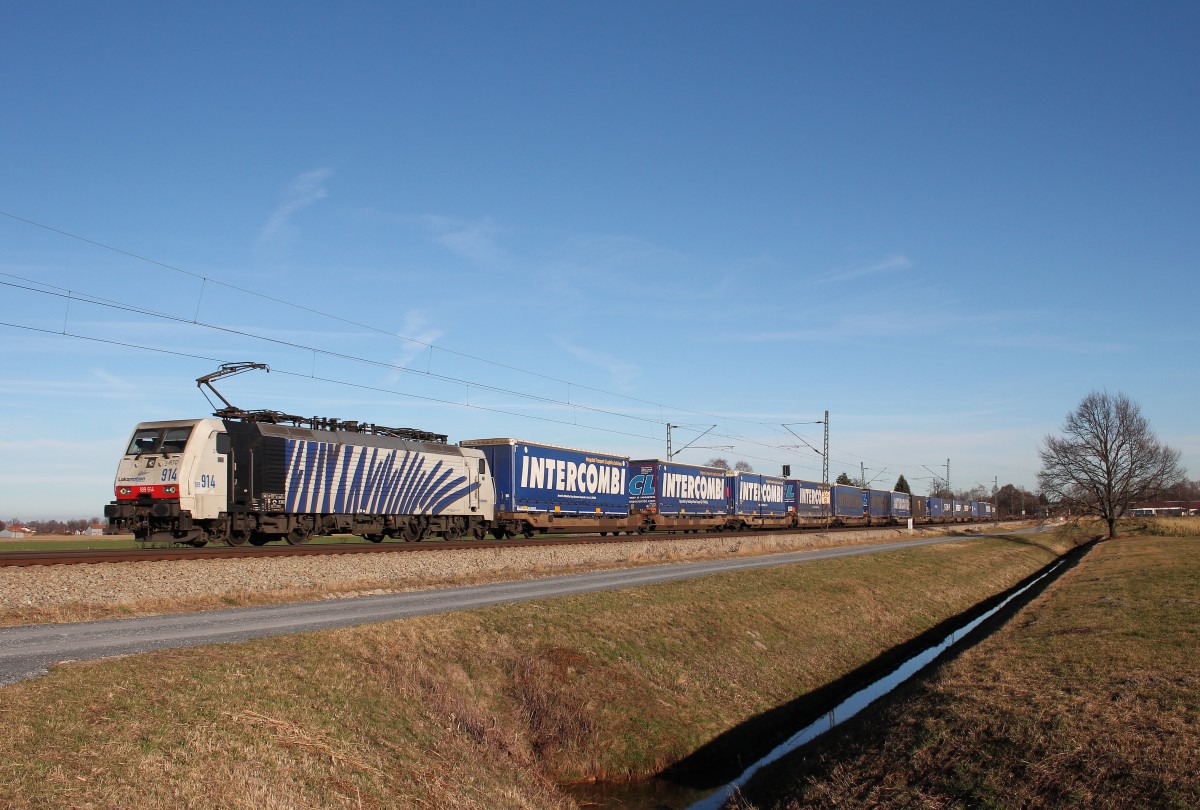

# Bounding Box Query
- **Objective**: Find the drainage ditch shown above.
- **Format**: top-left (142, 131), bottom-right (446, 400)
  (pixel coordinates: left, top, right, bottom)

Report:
top-left (568, 539), bottom-right (1091, 810)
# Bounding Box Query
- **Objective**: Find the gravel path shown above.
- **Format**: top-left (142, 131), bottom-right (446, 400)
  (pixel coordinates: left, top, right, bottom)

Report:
top-left (0, 534), bottom-right (972, 686)
top-left (0, 527), bottom-right (973, 622)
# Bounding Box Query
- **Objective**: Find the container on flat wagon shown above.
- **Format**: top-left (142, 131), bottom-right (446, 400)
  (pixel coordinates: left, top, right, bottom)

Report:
top-left (911, 495), bottom-right (928, 520)
top-left (726, 472), bottom-right (788, 516)
top-left (460, 438), bottom-right (629, 515)
top-left (952, 499), bottom-right (970, 518)
top-left (927, 497), bottom-right (949, 518)
top-left (831, 484), bottom-right (866, 519)
top-left (891, 491), bottom-right (913, 519)
top-left (628, 459), bottom-right (726, 515)
top-left (788, 479), bottom-right (831, 517)
top-left (868, 489), bottom-right (891, 519)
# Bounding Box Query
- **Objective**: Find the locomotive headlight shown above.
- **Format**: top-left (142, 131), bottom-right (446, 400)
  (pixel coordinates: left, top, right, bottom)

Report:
top-left (164, 485), bottom-right (177, 495)
top-left (118, 487), bottom-right (132, 496)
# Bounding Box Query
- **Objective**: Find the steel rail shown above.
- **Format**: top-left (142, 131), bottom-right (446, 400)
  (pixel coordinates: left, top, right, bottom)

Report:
top-left (0, 522), bottom-right (1017, 568)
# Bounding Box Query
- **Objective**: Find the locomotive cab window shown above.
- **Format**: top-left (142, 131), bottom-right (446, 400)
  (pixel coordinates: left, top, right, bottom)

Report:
top-left (126, 426), bottom-right (194, 456)
top-left (127, 429), bottom-right (157, 455)
top-left (161, 427), bottom-right (192, 455)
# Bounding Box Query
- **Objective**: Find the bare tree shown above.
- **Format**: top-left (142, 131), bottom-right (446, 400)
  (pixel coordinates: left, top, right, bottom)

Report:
top-left (706, 457), bottom-right (731, 470)
top-left (1038, 391), bottom-right (1184, 538)
top-left (733, 460), bottom-right (754, 473)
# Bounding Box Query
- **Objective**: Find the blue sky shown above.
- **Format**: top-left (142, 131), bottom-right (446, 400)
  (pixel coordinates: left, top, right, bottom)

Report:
top-left (2, 2), bottom-right (1197, 519)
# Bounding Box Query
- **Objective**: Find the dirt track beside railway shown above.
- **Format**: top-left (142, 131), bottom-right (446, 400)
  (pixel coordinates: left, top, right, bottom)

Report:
top-left (0, 526), bottom-right (998, 626)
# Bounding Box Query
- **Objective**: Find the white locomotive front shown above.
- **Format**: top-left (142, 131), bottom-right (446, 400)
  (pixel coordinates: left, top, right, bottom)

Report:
top-left (106, 418), bottom-right (229, 545)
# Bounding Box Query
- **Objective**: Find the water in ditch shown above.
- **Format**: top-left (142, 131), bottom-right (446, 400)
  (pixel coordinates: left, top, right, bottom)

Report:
top-left (569, 557), bottom-right (1067, 810)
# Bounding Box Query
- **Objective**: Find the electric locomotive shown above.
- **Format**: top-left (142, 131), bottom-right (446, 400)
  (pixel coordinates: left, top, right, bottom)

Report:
top-left (104, 364), bottom-right (496, 546)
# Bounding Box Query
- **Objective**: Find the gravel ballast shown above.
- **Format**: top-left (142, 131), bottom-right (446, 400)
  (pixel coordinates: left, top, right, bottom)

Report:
top-left (1, 527), bottom-right (980, 623)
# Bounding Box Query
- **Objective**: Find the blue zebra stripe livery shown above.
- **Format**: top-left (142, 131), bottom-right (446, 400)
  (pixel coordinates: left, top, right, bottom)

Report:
top-left (283, 440), bottom-right (479, 515)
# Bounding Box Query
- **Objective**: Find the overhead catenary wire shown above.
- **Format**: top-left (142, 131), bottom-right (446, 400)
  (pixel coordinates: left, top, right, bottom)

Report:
top-left (0, 318), bottom-right (828, 473)
top-left (0, 209), bottom-right (804, 437)
top-left (0, 312), bottom-right (939, 477)
top-left (0, 212), bottom-right (955, 476)
top-left (0, 274), bottom-right (824, 463)
top-left (0, 319), bottom-right (664, 443)
top-left (0, 282), bottom-right (932, 475)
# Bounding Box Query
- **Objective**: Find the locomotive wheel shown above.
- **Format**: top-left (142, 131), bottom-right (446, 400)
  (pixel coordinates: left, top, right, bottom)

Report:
top-left (365, 533), bottom-right (384, 543)
top-left (228, 530), bottom-right (250, 546)
top-left (443, 519), bottom-right (463, 541)
top-left (248, 533), bottom-right (270, 546)
top-left (401, 522), bottom-right (424, 542)
top-left (286, 526), bottom-right (311, 545)
top-left (472, 524), bottom-right (487, 540)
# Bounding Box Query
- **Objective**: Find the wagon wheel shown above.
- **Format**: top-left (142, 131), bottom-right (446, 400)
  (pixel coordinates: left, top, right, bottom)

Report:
top-left (521, 523), bottom-right (535, 539)
top-left (364, 533), bottom-right (385, 543)
top-left (227, 529), bottom-right (250, 546)
top-left (491, 526), bottom-right (509, 540)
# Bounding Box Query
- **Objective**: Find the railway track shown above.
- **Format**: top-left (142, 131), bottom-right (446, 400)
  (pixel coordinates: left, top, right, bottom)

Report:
top-left (0, 523), bottom-right (1011, 568)
top-left (0, 534), bottom-right (653, 567)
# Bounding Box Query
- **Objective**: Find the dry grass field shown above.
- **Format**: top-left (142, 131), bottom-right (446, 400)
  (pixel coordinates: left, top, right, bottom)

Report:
top-left (734, 519), bottom-right (1200, 809)
top-left (0, 532), bottom-right (1073, 809)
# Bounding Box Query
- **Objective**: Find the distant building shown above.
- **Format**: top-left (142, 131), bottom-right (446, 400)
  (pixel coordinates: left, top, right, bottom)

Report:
top-left (0, 524), bottom-right (33, 539)
top-left (85, 524), bottom-right (106, 536)
top-left (1129, 500), bottom-right (1197, 517)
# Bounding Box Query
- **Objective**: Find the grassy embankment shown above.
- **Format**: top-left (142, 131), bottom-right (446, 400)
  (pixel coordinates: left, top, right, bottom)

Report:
top-left (734, 517), bottom-right (1200, 809)
top-left (0, 529), bottom-right (1074, 809)
top-left (0, 534), bottom-right (136, 551)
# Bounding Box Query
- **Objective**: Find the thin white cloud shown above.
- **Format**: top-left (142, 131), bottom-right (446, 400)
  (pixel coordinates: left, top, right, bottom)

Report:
top-left (816, 255), bottom-right (913, 284)
top-left (257, 168), bottom-right (335, 249)
top-left (982, 334), bottom-right (1131, 354)
top-left (420, 215), bottom-right (503, 263)
top-left (91, 368), bottom-right (124, 387)
top-left (390, 310), bottom-right (445, 373)
top-left (560, 343), bottom-right (640, 390)
top-left (720, 308), bottom-right (1017, 344)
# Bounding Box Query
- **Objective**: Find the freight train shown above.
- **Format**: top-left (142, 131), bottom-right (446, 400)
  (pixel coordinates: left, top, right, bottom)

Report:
top-left (105, 412), bottom-right (995, 547)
